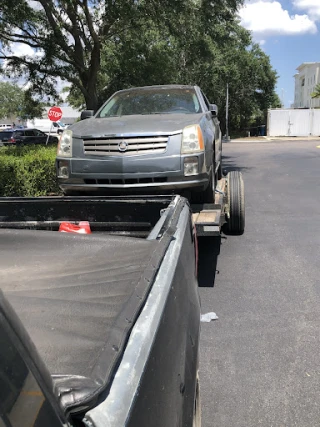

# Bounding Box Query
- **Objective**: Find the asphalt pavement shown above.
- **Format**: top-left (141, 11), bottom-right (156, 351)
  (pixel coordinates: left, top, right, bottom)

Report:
top-left (199, 139), bottom-right (320, 427)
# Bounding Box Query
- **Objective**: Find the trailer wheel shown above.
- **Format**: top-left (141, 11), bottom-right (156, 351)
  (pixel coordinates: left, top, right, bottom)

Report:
top-left (226, 171), bottom-right (245, 235)
top-left (193, 375), bottom-right (201, 427)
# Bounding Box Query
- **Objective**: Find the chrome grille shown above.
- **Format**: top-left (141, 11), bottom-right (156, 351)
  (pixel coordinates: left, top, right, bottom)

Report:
top-left (83, 136), bottom-right (168, 156)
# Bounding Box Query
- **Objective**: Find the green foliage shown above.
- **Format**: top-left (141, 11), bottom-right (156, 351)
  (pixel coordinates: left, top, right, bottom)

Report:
top-left (0, 82), bottom-right (44, 120)
top-left (0, 0), bottom-right (277, 132)
top-left (270, 92), bottom-right (282, 108)
top-left (0, 145), bottom-right (60, 196)
top-left (311, 83), bottom-right (320, 99)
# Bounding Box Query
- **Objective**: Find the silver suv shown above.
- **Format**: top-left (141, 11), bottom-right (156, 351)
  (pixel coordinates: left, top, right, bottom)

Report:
top-left (56, 85), bottom-right (222, 202)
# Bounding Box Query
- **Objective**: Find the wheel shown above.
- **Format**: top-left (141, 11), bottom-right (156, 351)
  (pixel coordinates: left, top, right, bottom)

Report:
top-left (193, 374), bottom-right (201, 427)
top-left (225, 171), bottom-right (245, 235)
top-left (191, 166), bottom-right (215, 203)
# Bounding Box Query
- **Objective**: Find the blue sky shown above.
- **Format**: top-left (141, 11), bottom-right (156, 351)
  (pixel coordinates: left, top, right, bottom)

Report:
top-left (239, 0), bottom-right (320, 106)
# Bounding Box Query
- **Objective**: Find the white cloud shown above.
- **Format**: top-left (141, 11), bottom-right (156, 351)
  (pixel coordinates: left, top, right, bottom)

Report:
top-left (2, 42), bottom-right (44, 59)
top-left (239, 1), bottom-right (317, 35)
top-left (259, 39), bottom-right (266, 45)
top-left (9, 43), bottom-right (35, 58)
top-left (293, 0), bottom-right (320, 20)
top-left (27, 1), bottom-right (43, 11)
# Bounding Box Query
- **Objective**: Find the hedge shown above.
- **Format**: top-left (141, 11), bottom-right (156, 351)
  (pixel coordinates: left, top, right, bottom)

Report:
top-left (0, 145), bottom-right (61, 196)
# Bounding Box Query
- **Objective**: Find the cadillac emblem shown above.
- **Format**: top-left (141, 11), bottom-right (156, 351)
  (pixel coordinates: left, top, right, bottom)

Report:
top-left (118, 140), bottom-right (128, 152)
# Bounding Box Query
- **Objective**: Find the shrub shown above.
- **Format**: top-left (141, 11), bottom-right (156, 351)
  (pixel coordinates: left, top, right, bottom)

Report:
top-left (0, 145), bottom-right (61, 196)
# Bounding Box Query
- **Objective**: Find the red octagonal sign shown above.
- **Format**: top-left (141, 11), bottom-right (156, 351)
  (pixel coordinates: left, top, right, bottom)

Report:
top-left (48, 106), bottom-right (63, 122)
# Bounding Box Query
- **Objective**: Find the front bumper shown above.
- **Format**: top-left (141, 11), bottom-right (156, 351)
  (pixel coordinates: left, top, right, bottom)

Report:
top-left (57, 176), bottom-right (209, 194)
top-left (56, 133), bottom-right (211, 194)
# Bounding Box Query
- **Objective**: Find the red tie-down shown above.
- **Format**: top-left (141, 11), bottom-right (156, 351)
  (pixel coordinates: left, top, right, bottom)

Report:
top-left (59, 221), bottom-right (92, 234)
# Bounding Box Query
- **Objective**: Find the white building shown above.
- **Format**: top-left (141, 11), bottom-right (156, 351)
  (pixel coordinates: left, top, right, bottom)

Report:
top-left (293, 62), bottom-right (320, 109)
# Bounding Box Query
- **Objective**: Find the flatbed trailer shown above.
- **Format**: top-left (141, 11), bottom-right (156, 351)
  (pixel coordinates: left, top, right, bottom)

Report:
top-left (0, 171), bottom-right (245, 238)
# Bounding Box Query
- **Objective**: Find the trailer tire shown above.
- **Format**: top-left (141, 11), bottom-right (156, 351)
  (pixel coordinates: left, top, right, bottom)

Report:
top-left (226, 171), bottom-right (245, 235)
top-left (193, 375), bottom-right (201, 427)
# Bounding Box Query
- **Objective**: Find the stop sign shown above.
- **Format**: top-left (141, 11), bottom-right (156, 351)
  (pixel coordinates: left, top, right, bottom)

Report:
top-left (48, 106), bottom-right (63, 122)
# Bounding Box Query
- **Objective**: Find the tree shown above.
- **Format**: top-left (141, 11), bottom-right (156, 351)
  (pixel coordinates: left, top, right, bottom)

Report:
top-left (0, 82), bottom-right (44, 119)
top-left (0, 0), bottom-right (199, 110)
top-left (0, 0), bottom-right (245, 111)
top-left (311, 83), bottom-right (320, 99)
top-left (0, 0), bottom-right (278, 134)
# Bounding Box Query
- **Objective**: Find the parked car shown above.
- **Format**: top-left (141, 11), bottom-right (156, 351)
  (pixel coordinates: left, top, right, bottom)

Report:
top-left (0, 123), bottom-right (12, 131)
top-left (56, 85), bottom-right (222, 201)
top-left (0, 128), bottom-right (59, 146)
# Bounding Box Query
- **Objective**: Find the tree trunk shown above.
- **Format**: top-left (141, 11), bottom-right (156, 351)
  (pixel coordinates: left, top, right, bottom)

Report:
top-left (84, 88), bottom-right (99, 112)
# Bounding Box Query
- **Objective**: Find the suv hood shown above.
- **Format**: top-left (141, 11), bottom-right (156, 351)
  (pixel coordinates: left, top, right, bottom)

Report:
top-left (71, 113), bottom-right (204, 138)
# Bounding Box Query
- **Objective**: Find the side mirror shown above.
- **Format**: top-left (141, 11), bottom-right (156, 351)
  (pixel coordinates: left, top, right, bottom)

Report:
top-left (80, 110), bottom-right (94, 120)
top-left (209, 104), bottom-right (218, 117)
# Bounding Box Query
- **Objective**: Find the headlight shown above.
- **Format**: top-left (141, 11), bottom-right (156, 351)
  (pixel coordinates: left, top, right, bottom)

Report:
top-left (181, 125), bottom-right (204, 154)
top-left (57, 130), bottom-right (73, 157)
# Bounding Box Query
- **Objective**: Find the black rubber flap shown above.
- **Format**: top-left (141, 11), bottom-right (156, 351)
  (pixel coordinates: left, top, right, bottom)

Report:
top-left (0, 229), bottom-right (166, 414)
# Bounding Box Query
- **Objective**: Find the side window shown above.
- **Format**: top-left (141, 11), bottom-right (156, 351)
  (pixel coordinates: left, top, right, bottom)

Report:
top-left (14, 131), bottom-right (24, 137)
top-left (24, 130), bottom-right (35, 137)
top-left (35, 130), bottom-right (45, 136)
top-left (53, 122), bottom-right (58, 127)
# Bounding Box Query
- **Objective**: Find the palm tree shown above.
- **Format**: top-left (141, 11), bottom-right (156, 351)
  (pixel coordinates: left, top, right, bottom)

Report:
top-left (311, 83), bottom-right (320, 98)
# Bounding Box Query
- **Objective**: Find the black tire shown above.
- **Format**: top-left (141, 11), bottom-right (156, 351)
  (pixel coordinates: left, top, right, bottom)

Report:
top-left (191, 167), bottom-right (215, 204)
top-left (225, 171), bottom-right (245, 235)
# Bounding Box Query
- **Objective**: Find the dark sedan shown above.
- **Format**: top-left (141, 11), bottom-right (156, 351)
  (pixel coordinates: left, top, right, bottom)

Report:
top-left (0, 129), bottom-right (59, 146)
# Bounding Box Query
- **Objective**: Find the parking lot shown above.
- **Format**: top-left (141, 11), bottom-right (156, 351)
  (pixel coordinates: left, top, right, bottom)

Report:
top-left (199, 140), bottom-right (320, 426)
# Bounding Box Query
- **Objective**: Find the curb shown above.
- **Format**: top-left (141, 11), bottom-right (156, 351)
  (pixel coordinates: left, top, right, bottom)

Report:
top-left (230, 138), bottom-right (320, 143)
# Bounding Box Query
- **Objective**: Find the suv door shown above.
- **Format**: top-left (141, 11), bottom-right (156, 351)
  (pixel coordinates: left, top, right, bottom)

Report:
top-left (13, 130), bottom-right (25, 145)
top-left (34, 129), bottom-right (48, 144)
top-left (23, 129), bottom-right (38, 144)
top-left (200, 90), bottom-right (222, 178)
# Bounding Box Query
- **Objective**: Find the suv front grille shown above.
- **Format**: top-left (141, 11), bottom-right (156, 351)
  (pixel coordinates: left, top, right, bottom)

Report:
top-left (83, 136), bottom-right (168, 156)
top-left (84, 177), bottom-right (168, 185)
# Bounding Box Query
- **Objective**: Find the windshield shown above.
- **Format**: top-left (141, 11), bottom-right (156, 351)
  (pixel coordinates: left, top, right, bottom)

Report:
top-left (97, 88), bottom-right (202, 118)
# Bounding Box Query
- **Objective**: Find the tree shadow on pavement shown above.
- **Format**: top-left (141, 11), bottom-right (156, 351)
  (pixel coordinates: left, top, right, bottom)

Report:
top-left (197, 236), bottom-right (222, 288)
top-left (222, 155), bottom-right (253, 174)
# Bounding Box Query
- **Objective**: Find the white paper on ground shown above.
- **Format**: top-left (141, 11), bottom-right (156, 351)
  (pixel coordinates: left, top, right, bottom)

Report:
top-left (200, 312), bottom-right (218, 322)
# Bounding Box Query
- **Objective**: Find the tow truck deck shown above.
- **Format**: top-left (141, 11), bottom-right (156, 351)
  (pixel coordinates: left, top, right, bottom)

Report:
top-left (0, 171), bottom-right (245, 238)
